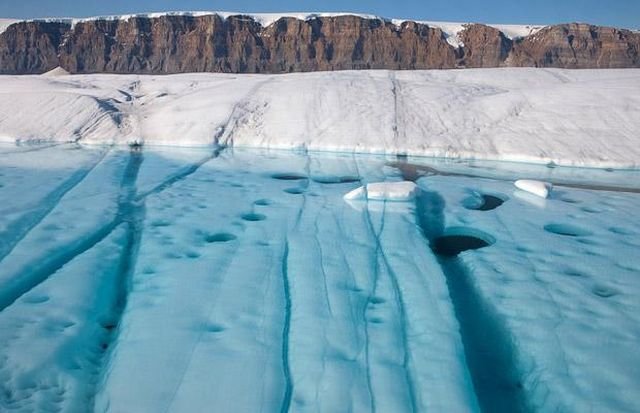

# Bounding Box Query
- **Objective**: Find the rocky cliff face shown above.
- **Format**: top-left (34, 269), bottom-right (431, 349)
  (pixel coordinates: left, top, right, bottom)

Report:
top-left (509, 23), bottom-right (640, 68)
top-left (57, 15), bottom-right (457, 73)
top-left (0, 21), bottom-right (68, 74)
top-left (458, 24), bottom-right (513, 68)
top-left (1, 15), bottom-right (638, 74)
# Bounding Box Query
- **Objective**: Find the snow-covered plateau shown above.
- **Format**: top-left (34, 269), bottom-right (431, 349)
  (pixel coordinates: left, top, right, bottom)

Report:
top-left (0, 144), bottom-right (639, 413)
top-left (1, 68), bottom-right (640, 168)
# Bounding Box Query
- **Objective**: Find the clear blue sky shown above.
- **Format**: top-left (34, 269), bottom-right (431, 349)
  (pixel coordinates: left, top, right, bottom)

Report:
top-left (1, 0), bottom-right (638, 28)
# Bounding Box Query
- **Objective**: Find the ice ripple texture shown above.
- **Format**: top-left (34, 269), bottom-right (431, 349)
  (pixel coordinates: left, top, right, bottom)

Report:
top-left (0, 144), bottom-right (639, 413)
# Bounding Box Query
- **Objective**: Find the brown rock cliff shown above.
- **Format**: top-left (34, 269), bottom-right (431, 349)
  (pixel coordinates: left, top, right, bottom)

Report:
top-left (0, 15), bottom-right (638, 74)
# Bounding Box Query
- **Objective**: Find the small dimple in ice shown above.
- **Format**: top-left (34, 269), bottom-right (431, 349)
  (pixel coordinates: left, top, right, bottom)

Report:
top-left (560, 196), bottom-right (581, 204)
top-left (205, 233), bottom-right (238, 243)
top-left (369, 296), bottom-right (386, 305)
top-left (592, 285), bottom-right (619, 298)
top-left (254, 199), bottom-right (272, 206)
top-left (284, 187), bottom-right (305, 195)
top-left (22, 295), bottom-right (50, 304)
top-left (312, 176), bottom-right (360, 184)
top-left (581, 206), bottom-right (604, 213)
top-left (185, 251), bottom-right (201, 258)
top-left (609, 227), bottom-right (635, 235)
top-left (564, 268), bottom-right (587, 277)
top-left (205, 324), bottom-right (225, 333)
top-left (241, 213), bottom-right (266, 222)
top-left (150, 219), bottom-right (171, 227)
top-left (271, 173), bottom-right (307, 181)
top-left (544, 223), bottom-right (593, 237)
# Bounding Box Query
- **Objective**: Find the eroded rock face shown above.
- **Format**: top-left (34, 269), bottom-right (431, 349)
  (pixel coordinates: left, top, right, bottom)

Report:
top-left (458, 24), bottom-right (512, 67)
top-left (261, 17), bottom-right (457, 71)
top-left (0, 16), bottom-right (639, 74)
top-left (0, 21), bottom-right (69, 74)
top-left (509, 23), bottom-right (640, 68)
top-left (57, 15), bottom-right (457, 73)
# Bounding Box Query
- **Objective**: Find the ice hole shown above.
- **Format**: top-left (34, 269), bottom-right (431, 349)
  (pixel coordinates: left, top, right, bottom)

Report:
top-left (431, 227), bottom-right (495, 256)
top-left (463, 194), bottom-right (506, 211)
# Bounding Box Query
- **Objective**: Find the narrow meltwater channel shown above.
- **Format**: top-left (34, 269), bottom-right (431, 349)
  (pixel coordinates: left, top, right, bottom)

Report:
top-left (93, 149), bottom-right (146, 405)
top-left (415, 189), bottom-right (529, 413)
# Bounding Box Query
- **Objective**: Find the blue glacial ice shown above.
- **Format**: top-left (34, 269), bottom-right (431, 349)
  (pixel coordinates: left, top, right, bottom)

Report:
top-left (0, 143), bottom-right (639, 412)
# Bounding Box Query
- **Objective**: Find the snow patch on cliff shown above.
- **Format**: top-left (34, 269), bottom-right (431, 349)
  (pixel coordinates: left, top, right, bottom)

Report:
top-left (0, 18), bottom-right (20, 33)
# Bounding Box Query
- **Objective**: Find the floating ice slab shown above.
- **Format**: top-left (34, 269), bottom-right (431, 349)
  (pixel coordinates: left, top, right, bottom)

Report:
top-left (514, 179), bottom-right (552, 198)
top-left (344, 181), bottom-right (418, 201)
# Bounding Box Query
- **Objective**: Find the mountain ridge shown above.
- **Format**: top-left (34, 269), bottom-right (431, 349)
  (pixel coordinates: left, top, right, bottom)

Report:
top-left (0, 12), bottom-right (638, 74)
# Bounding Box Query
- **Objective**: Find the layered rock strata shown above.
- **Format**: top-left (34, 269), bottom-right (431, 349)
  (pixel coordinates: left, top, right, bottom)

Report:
top-left (1, 15), bottom-right (638, 74)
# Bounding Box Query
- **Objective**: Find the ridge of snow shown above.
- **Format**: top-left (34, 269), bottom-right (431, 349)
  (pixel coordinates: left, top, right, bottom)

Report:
top-left (0, 18), bottom-right (20, 33)
top-left (0, 11), bottom-right (545, 46)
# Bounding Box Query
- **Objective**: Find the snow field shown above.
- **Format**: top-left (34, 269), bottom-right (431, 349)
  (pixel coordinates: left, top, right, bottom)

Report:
top-left (1, 69), bottom-right (640, 167)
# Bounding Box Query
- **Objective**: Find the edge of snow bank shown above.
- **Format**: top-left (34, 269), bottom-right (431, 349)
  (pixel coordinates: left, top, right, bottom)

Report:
top-left (1, 68), bottom-right (639, 170)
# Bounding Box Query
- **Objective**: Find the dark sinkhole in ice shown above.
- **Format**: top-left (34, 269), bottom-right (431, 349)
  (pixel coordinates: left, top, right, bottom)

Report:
top-left (431, 228), bottom-right (496, 257)
top-left (463, 193), bottom-right (506, 211)
top-left (311, 176), bottom-right (360, 184)
top-left (254, 199), bottom-right (271, 206)
top-left (205, 233), bottom-right (237, 243)
top-left (271, 173), bottom-right (307, 181)
top-left (241, 213), bottom-right (266, 222)
top-left (544, 223), bottom-right (593, 237)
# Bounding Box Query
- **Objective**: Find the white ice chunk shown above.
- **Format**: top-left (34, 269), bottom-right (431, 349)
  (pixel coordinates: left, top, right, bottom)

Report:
top-left (514, 179), bottom-right (552, 198)
top-left (344, 181), bottom-right (418, 201)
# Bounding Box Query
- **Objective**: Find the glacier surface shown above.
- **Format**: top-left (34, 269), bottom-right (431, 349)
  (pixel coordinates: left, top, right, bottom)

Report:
top-left (0, 144), bottom-right (639, 412)
top-left (1, 68), bottom-right (640, 168)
